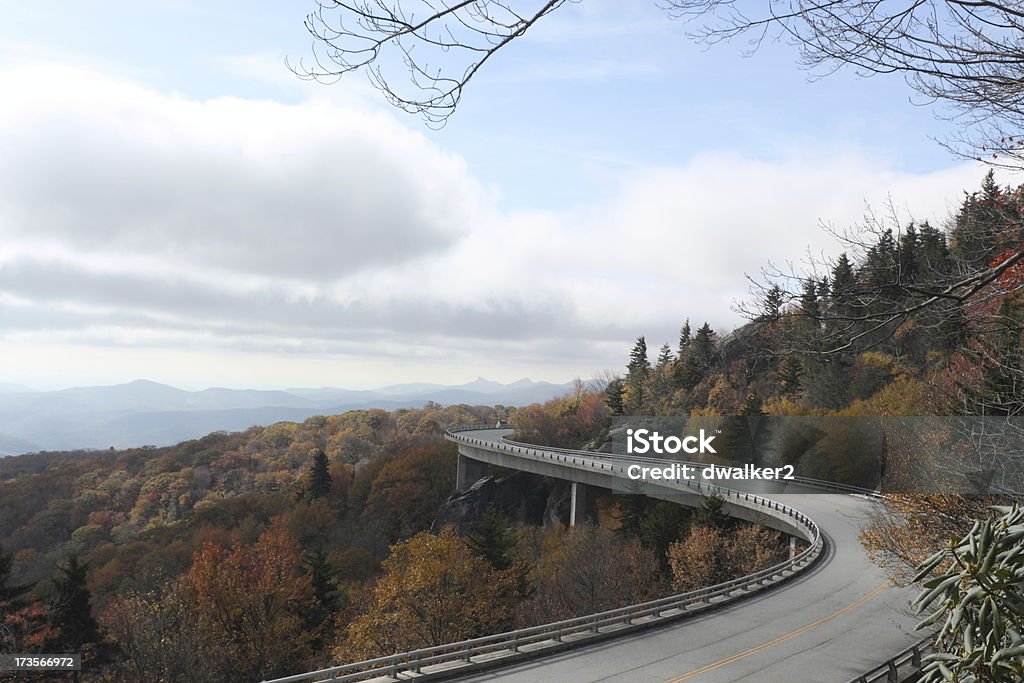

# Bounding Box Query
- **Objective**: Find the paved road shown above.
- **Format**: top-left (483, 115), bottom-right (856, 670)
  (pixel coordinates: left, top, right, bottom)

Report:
top-left (453, 430), bottom-right (923, 683)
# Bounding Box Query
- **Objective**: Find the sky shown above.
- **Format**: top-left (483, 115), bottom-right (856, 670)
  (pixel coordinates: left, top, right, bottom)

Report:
top-left (0, 1), bottom-right (1009, 390)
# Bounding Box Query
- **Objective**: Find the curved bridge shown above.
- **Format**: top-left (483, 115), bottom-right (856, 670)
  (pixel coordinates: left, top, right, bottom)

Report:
top-left (265, 427), bottom-right (924, 683)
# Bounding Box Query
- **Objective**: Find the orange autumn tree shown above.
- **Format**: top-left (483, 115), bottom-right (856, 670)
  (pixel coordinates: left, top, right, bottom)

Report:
top-left (339, 527), bottom-right (518, 660)
top-left (184, 527), bottom-right (317, 681)
top-left (667, 523), bottom-right (787, 592)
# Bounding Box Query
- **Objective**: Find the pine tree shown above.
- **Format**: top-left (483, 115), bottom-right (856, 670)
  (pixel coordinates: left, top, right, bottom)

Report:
top-left (613, 495), bottom-right (647, 541)
top-left (830, 253), bottom-right (856, 318)
top-left (628, 336), bottom-right (650, 378)
top-left (466, 504), bottom-right (517, 571)
top-left (917, 222), bottom-right (951, 276)
top-left (636, 500), bottom-right (692, 572)
top-left (677, 319), bottom-right (692, 357)
top-left (898, 223), bottom-right (919, 283)
top-left (604, 378), bottom-right (625, 416)
top-left (652, 344), bottom-right (676, 406)
top-left (800, 278), bottom-right (819, 320)
top-left (952, 171), bottom-right (1005, 267)
top-left (777, 356), bottom-right (803, 396)
top-left (762, 285), bottom-right (784, 322)
top-left (308, 449), bottom-right (332, 500)
top-left (694, 495), bottom-right (729, 530)
top-left (692, 323), bottom-right (716, 367)
top-left (303, 546), bottom-right (343, 640)
top-left (51, 555), bottom-right (99, 651)
top-left (677, 323), bottom-right (716, 393)
top-left (626, 336), bottom-right (650, 413)
top-left (862, 229), bottom-right (898, 290)
top-left (655, 344), bottom-right (674, 371)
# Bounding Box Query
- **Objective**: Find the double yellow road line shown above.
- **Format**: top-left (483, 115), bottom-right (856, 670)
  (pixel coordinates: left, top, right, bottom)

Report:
top-left (664, 580), bottom-right (892, 682)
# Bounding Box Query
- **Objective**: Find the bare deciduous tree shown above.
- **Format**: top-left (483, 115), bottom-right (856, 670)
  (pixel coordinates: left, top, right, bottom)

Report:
top-left (295, 0), bottom-right (568, 126)
top-left (667, 1), bottom-right (1024, 168)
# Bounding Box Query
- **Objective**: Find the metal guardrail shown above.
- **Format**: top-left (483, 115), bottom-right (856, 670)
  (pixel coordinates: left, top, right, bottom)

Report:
top-left (846, 635), bottom-right (933, 683)
top-left (261, 426), bottom-right (824, 683)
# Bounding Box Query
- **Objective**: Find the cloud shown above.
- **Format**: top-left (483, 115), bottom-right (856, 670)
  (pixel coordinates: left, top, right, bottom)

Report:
top-left (0, 64), bottom-right (1003, 387)
top-left (0, 65), bottom-right (487, 281)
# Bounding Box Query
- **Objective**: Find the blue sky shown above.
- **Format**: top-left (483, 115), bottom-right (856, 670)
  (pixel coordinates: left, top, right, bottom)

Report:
top-left (0, 1), bottom-right (1002, 390)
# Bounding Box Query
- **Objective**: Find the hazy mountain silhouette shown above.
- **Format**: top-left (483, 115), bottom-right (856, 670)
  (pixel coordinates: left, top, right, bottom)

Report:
top-left (0, 378), bottom-right (583, 455)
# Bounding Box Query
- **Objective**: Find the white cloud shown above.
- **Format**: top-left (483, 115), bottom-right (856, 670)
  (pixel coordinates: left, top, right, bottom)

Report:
top-left (0, 65), bottom-right (488, 280)
top-left (0, 64), bottom-right (1002, 387)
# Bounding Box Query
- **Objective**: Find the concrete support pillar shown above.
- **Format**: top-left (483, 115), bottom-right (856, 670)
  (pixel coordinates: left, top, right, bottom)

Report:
top-left (569, 481), bottom-right (592, 526)
top-left (456, 453), bottom-right (488, 492)
top-left (789, 534), bottom-right (798, 559)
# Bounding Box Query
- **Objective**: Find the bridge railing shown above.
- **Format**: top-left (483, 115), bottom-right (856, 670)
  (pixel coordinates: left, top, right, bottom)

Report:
top-left (846, 635), bottom-right (933, 683)
top-left (260, 428), bottom-right (823, 683)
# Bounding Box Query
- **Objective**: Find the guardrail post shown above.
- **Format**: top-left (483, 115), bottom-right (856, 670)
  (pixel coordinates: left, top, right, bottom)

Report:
top-left (411, 657), bottom-right (421, 674)
top-left (511, 635), bottom-right (519, 653)
top-left (462, 648), bottom-right (472, 662)
top-left (911, 645), bottom-right (922, 668)
top-left (887, 660), bottom-right (898, 681)
top-left (388, 656), bottom-right (398, 678)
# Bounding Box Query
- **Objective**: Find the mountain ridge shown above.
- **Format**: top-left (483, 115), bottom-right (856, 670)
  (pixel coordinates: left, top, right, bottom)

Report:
top-left (0, 377), bottom-right (587, 455)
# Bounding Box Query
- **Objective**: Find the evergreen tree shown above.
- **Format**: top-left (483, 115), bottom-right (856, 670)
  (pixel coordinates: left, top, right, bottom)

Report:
top-left (604, 378), bottom-right (625, 416)
top-left (677, 319), bottom-right (691, 357)
top-left (652, 344), bottom-right (676, 406)
top-left (303, 546), bottom-right (343, 645)
top-left (626, 336), bottom-right (650, 413)
top-left (897, 223), bottom-right (919, 282)
top-left (308, 449), bottom-right (332, 500)
top-left (777, 356), bottom-right (803, 397)
top-left (628, 336), bottom-right (650, 378)
top-left (816, 277), bottom-right (830, 314)
top-left (800, 278), bottom-right (819, 320)
top-left (466, 504), bottom-right (517, 571)
top-left (830, 253), bottom-right (856, 318)
top-left (613, 495), bottom-right (647, 541)
top-left (862, 228), bottom-right (898, 290)
top-left (636, 500), bottom-right (692, 572)
top-left (951, 171), bottom-right (1005, 268)
top-left (692, 323), bottom-right (716, 367)
top-left (655, 343), bottom-right (674, 371)
top-left (762, 285), bottom-right (784, 322)
top-left (677, 323), bottom-right (717, 393)
top-left (51, 555), bottom-right (99, 651)
top-left (694, 495), bottom-right (729, 530)
top-left (917, 222), bottom-right (951, 276)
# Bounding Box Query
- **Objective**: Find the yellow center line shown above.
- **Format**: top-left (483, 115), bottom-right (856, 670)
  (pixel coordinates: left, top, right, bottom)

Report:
top-left (664, 580), bottom-right (893, 683)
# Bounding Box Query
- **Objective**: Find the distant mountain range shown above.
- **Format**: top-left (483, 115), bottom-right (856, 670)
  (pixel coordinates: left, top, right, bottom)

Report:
top-left (0, 378), bottom-right (583, 455)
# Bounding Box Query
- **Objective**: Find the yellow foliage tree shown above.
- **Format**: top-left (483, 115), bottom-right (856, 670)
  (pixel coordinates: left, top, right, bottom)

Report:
top-left (338, 527), bottom-right (518, 660)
